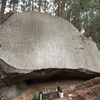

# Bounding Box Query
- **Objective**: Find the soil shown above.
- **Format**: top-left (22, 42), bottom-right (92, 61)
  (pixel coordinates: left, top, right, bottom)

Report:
top-left (65, 77), bottom-right (100, 100)
top-left (15, 79), bottom-right (84, 100)
top-left (1, 77), bottom-right (100, 100)
top-left (15, 77), bottom-right (100, 100)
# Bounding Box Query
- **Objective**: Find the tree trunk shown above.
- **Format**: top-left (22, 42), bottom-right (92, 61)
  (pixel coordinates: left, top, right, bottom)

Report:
top-left (39, 0), bottom-right (41, 12)
top-left (0, 13), bottom-right (2, 24)
top-left (58, 0), bottom-right (62, 17)
top-left (32, 0), bottom-right (34, 11)
top-left (44, 0), bottom-right (46, 13)
top-left (0, 0), bottom-right (7, 24)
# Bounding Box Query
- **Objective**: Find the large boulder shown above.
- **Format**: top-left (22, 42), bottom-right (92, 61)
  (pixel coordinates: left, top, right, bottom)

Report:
top-left (6, 82), bottom-right (28, 100)
top-left (0, 11), bottom-right (100, 85)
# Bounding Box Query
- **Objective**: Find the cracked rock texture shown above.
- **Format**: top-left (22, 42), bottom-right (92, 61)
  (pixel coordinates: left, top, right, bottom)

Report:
top-left (0, 11), bottom-right (100, 85)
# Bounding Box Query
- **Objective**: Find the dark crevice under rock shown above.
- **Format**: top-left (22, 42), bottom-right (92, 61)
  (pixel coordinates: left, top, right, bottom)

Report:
top-left (1, 68), bottom-right (100, 86)
top-left (0, 59), bottom-right (100, 86)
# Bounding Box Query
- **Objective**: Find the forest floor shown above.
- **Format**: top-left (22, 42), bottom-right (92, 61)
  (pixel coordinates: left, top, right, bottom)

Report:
top-left (0, 77), bottom-right (100, 100)
top-left (64, 77), bottom-right (100, 100)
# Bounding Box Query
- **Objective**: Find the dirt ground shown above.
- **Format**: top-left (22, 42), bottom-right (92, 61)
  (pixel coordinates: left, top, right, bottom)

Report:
top-left (64, 77), bottom-right (100, 100)
top-left (14, 79), bottom-right (84, 100)
top-left (14, 77), bottom-right (100, 100)
top-left (1, 77), bottom-right (100, 100)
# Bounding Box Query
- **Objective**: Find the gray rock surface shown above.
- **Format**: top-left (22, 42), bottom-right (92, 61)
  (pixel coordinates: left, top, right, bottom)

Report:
top-left (0, 11), bottom-right (100, 85)
top-left (6, 82), bottom-right (28, 100)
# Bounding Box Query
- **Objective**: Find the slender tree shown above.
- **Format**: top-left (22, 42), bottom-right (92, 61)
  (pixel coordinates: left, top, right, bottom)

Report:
top-left (32, 0), bottom-right (34, 11)
top-left (38, 0), bottom-right (40, 11)
top-left (58, 0), bottom-right (62, 17)
top-left (0, 0), bottom-right (7, 24)
top-left (43, 0), bottom-right (46, 13)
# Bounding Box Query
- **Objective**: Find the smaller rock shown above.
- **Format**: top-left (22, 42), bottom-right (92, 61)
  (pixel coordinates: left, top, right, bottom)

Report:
top-left (68, 94), bottom-right (73, 97)
top-left (6, 82), bottom-right (28, 100)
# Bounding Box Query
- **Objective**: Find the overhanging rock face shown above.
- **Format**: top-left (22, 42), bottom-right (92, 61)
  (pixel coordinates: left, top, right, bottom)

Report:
top-left (0, 11), bottom-right (100, 85)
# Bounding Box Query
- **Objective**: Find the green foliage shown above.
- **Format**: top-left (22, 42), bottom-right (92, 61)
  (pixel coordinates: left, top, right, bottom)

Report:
top-left (90, 14), bottom-right (100, 33)
top-left (56, 82), bottom-right (63, 92)
top-left (10, 0), bottom-right (19, 4)
top-left (65, 0), bottom-right (94, 31)
top-left (79, 0), bottom-right (92, 11)
top-left (85, 14), bottom-right (100, 44)
top-left (32, 94), bottom-right (37, 100)
top-left (39, 89), bottom-right (43, 94)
